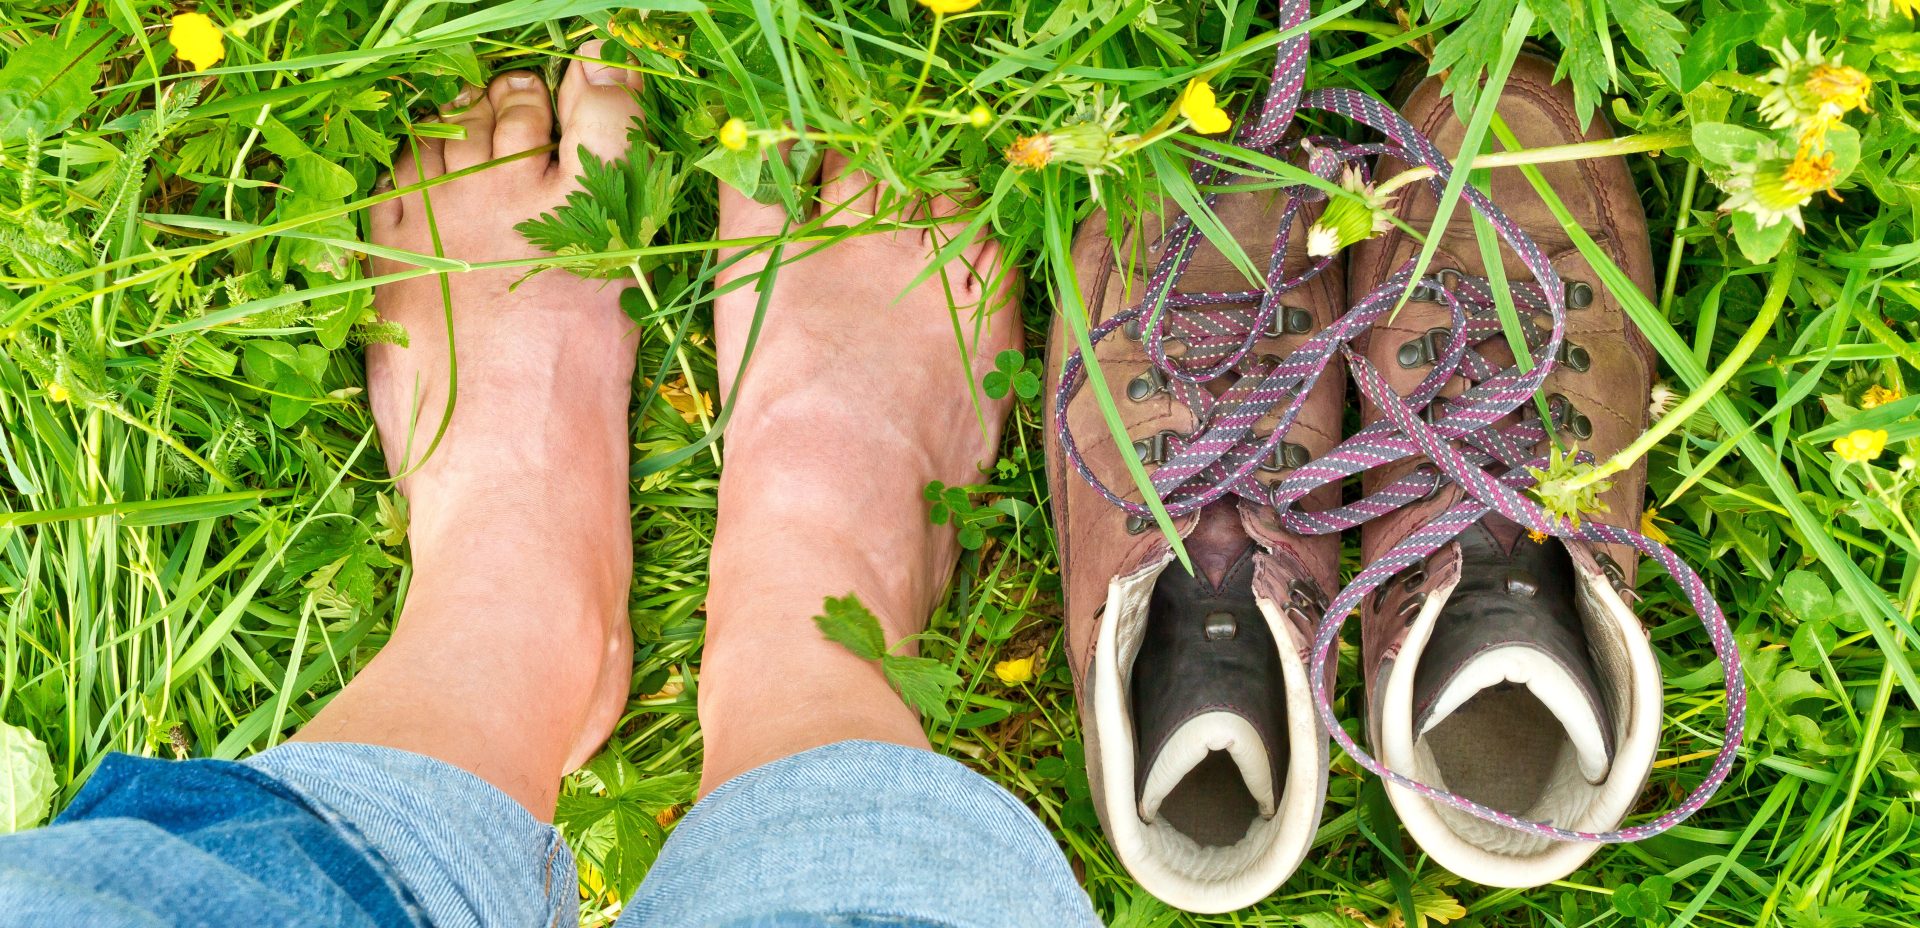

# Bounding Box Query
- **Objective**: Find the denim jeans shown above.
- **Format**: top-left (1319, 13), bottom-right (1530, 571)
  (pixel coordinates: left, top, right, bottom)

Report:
top-left (0, 740), bottom-right (1100, 928)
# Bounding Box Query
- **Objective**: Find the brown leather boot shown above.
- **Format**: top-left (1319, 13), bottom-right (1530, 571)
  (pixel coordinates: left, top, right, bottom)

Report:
top-left (1346, 56), bottom-right (1665, 886)
top-left (1044, 189), bottom-right (1341, 911)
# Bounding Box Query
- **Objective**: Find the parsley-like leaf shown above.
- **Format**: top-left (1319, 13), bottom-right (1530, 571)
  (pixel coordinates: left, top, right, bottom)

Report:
top-left (812, 594), bottom-right (959, 721)
top-left (514, 127), bottom-right (684, 278)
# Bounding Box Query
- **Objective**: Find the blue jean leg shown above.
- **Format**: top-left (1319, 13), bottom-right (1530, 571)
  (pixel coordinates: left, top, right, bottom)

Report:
top-left (1, 739), bottom-right (1098, 928)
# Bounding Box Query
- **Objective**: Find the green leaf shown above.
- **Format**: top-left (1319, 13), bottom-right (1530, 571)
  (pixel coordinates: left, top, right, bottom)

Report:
top-left (0, 720), bottom-right (55, 834)
top-left (0, 31), bottom-right (110, 144)
top-left (1790, 620), bottom-right (1838, 670)
top-left (812, 594), bottom-right (886, 662)
top-left (1732, 210), bottom-right (1793, 264)
top-left (1780, 570), bottom-right (1836, 622)
top-left (1609, 0), bottom-right (1687, 88)
top-left (1678, 13), bottom-right (1764, 91)
top-left (1426, 0), bottom-right (1519, 119)
top-left (879, 653), bottom-right (960, 724)
top-left (1690, 123), bottom-right (1772, 168)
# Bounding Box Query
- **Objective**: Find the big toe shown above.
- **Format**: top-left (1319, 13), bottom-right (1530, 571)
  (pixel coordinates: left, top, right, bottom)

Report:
top-left (554, 39), bottom-right (645, 181)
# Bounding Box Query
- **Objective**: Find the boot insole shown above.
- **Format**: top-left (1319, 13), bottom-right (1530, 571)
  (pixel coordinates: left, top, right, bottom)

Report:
top-left (1422, 682), bottom-right (1566, 814)
top-left (1156, 750), bottom-right (1261, 847)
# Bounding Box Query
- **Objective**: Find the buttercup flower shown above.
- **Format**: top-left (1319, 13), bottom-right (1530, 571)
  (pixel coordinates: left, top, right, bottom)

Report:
top-left (1832, 428), bottom-right (1889, 464)
top-left (718, 118), bottom-right (749, 151)
top-left (993, 656), bottom-right (1035, 685)
top-left (169, 12), bottom-right (225, 72)
top-left (1307, 166), bottom-right (1395, 257)
top-left (918, 0), bottom-right (981, 12)
top-left (1861, 384), bottom-right (1902, 409)
top-left (967, 104), bottom-right (992, 129)
top-left (1640, 507), bottom-right (1672, 545)
top-left (1177, 78), bottom-right (1232, 135)
top-left (1892, 0), bottom-right (1920, 17)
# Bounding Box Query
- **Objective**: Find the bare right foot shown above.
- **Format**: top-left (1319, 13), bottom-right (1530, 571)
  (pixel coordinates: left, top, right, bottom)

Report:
top-left (697, 156), bottom-right (1022, 792)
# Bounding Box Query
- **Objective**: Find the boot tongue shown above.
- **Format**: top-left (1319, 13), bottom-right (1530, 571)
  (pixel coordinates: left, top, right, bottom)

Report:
top-left (1139, 711), bottom-right (1278, 821)
top-left (1186, 500), bottom-right (1253, 590)
top-left (1412, 523), bottom-right (1616, 784)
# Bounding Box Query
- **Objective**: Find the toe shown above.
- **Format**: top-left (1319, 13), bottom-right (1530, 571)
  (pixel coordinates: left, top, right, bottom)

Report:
top-left (554, 39), bottom-right (644, 180)
top-left (370, 171), bottom-right (402, 232)
top-left (488, 71), bottom-right (556, 173)
top-left (914, 191), bottom-right (971, 250)
top-left (440, 84), bottom-right (496, 172)
top-left (818, 151), bottom-right (881, 220)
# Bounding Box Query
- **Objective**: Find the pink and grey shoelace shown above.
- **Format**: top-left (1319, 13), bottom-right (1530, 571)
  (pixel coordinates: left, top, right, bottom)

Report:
top-left (1052, 0), bottom-right (1744, 843)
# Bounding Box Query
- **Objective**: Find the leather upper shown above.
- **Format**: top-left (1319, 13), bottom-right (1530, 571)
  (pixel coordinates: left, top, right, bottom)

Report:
top-left (1347, 57), bottom-right (1657, 688)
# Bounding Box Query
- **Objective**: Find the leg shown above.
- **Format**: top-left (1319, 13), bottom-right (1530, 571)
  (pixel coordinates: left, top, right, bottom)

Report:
top-left (617, 153), bottom-right (1100, 928)
top-left (290, 44), bottom-right (647, 819)
top-left (695, 159), bottom-right (1018, 792)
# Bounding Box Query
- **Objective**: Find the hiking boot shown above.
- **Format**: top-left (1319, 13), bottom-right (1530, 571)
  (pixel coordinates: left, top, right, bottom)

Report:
top-left (1044, 187), bottom-right (1341, 912)
top-left (1345, 56), bottom-right (1665, 886)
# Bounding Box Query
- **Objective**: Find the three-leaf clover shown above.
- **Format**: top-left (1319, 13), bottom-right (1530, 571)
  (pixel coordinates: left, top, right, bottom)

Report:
top-left (983, 349), bottom-right (1042, 400)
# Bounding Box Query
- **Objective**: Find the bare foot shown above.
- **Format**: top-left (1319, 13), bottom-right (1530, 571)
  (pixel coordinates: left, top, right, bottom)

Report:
top-left (293, 43), bottom-right (643, 812)
top-left (695, 155), bottom-right (1022, 792)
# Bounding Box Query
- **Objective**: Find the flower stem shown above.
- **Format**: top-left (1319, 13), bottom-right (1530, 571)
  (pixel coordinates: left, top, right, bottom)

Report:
top-left (1562, 248), bottom-right (1796, 494)
top-left (1376, 130), bottom-right (1690, 197)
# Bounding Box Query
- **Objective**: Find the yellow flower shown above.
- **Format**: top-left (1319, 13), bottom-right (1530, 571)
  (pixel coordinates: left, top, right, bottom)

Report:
top-left (1861, 385), bottom-right (1902, 409)
top-left (718, 118), bottom-right (749, 151)
top-left (918, 0), bottom-right (981, 12)
top-left (1177, 78), bottom-right (1232, 135)
top-left (967, 104), bottom-right (992, 129)
top-left (993, 656), bottom-right (1035, 685)
top-left (1640, 507), bottom-right (1672, 545)
top-left (45, 382), bottom-right (69, 404)
top-left (1782, 150), bottom-right (1839, 197)
top-left (1833, 428), bottom-right (1889, 464)
top-left (1895, 0), bottom-right (1920, 17)
top-left (1527, 528), bottom-right (1548, 544)
top-left (169, 12), bottom-right (225, 72)
top-left (1805, 64), bottom-right (1871, 117)
top-left (1004, 134), bottom-right (1053, 170)
top-left (654, 377), bottom-right (712, 423)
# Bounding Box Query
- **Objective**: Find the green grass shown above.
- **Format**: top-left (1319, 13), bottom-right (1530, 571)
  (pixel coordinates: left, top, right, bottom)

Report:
top-left (3, 1), bottom-right (1919, 925)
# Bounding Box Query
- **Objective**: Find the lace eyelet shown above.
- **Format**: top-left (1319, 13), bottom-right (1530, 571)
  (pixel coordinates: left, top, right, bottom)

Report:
top-left (1565, 280), bottom-right (1595, 310)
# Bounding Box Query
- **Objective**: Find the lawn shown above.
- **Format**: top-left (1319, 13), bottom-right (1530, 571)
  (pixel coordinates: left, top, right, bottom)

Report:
top-left (3, 0), bottom-right (1918, 925)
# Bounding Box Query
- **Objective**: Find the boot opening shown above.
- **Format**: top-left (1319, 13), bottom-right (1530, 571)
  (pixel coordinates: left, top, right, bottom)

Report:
top-left (1376, 530), bottom-right (1664, 884)
top-left (1086, 524), bottom-right (1326, 910)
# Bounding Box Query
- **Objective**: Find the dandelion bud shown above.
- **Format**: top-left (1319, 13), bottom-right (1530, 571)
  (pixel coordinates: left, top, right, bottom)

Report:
top-left (1306, 166), bottom-right (1394, 257)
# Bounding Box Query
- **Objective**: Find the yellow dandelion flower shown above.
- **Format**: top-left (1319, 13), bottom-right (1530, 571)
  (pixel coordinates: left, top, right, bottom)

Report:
top-left (1004, 134), bottom-right (1053, 171)
top-left (718, 118), bottom-right (749, 151)
top-left (1640, 507), bottom-right (1672, 545)
top-left (1177, 78), bottom-right (1232, 135)
top-left (1833, 428), bottom-right (1889, 464)
top-left (993, 656), bottom-right (1036, 685)
top-left (1895, 0), bottom-right (1920, 17)
top-left (919, 0), bottom-right (981, 12)
top-left (1861, 385), bottom-right (1902, 409)
top-left (169, 12), bottom-right (226, 72)
top-left (1782, 150), bottom-right (1839, 197)
top-left (1806, 64), bottom-right (1871, 116)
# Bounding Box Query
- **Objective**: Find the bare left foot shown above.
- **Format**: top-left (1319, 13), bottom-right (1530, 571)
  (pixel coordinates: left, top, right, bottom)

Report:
top-left (295, 42), bottom-right (646, 812)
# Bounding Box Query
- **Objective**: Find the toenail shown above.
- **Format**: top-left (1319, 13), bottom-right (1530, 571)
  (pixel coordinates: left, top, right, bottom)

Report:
top-left (506, 72), bottom-right (540, 90)
top-left (450, 85), bottom-right (481, 108)
top-left (584, 59), bottom-right (624, 86)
